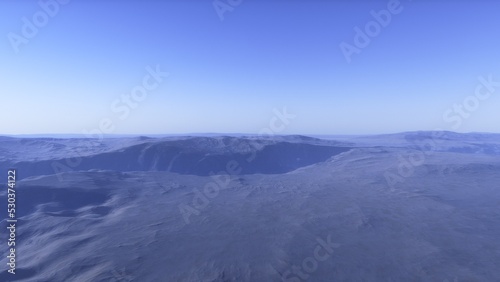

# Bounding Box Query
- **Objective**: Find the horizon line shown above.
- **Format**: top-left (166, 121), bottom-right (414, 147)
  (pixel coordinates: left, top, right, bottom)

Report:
top-left (1, 130), bottom-right (500, 139)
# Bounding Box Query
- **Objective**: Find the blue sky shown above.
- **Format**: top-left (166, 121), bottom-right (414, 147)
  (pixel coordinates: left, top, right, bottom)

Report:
top-left (1, 0), bottom-right (499, 135)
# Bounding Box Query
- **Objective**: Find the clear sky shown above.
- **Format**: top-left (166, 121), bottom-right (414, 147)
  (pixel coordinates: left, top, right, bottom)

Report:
top-left (1, 0), bottom-right (499, 135)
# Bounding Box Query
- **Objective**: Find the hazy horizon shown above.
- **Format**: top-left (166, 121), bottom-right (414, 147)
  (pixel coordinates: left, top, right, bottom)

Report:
top-left (2, 130), bottom-right (500, 141)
